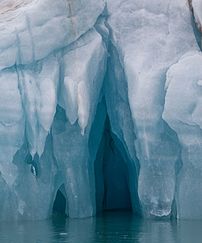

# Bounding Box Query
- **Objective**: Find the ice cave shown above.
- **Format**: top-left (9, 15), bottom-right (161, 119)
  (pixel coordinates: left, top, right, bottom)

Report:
top-left (1, 0), bottom-right (202, 222)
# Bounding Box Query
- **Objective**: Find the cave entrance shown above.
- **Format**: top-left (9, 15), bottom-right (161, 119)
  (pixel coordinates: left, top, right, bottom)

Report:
top-left (95, 117), bottom-right (132, 213)
top-left (52, 184), bottom-right (67, 217)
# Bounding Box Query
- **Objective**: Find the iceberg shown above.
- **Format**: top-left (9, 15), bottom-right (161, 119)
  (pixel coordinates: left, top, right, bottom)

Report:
top-left (0, 0), bottom-right (202, 221)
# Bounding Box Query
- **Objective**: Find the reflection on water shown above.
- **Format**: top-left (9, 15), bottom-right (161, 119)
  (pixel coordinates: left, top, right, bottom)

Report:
top-left (0, 212), bottom-right (202, 243)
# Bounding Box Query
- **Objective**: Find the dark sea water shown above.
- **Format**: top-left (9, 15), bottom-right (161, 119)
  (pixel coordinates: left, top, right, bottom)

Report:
top-left (0, 212), bottom-right (201, 243)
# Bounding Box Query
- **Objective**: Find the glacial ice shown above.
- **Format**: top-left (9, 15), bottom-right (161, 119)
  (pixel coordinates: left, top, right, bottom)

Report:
top-left (106, 0), bottom-right (199, 218)
top-left (0, 0), bottom-right (104, 69)
top-left (163, 52), bottom-right (202, 219)
top-left (1, 0), bottom-right (202, 221)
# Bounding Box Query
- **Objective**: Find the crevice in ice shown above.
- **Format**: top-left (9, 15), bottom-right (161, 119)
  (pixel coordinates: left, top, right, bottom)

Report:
top-left (106, 24), bottom-right (141, 213)
top-left (95, 116), bottom-right (133, 213)
top-left (95, 12), bottom-right (141, 215)
top-left (188, 0), bottom-right (202, 49)
top-left (25, 152), bottom-right (40, 177)
top-left (52, 184), bottom-right (67, 218)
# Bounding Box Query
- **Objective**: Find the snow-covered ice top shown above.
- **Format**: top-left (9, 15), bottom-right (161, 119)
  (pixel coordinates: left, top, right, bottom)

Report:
top-left (0, 0), bottom-right (104, 69)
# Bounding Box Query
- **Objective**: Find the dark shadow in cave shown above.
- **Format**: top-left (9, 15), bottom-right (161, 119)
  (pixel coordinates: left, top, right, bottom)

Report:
top-left (95, 117), bottom-right (132, 213)
top-left (52, 184), bottom-right (67, 218)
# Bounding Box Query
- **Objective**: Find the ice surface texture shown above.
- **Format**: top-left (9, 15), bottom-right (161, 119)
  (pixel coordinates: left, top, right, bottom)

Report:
top-left (0, 0), bottom-right (202, 220)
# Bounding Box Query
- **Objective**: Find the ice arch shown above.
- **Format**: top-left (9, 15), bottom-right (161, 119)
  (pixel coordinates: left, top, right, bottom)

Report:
top-left (94, 118), bottom-right (133, 213)
top-left (52, 184), bottom-right (67, 217)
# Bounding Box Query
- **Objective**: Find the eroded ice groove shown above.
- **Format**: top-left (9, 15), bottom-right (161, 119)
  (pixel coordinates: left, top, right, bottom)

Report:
top-left (17, 55), bottom-right (60, 156)
top-left (163, 52), bottom-right (202, 219)
top-left (106, 0), bottom-right (199, 217)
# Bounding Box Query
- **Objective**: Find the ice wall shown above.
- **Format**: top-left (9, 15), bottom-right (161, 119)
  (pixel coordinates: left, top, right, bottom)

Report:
top-left (0, 0), bottom-right (107, 221)
top-left (0, 0), bottom-right (202, 221)
top-left (106, 0), bottom-right (199, 218)
top-left (163, 52), bottom-right (202, 219)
